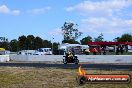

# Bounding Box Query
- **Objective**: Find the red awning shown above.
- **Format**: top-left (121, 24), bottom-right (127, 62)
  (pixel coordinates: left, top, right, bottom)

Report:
top-left (87, 42), bottom-right (132, 46)
top-left (125, 42), bottom-right (132, 45)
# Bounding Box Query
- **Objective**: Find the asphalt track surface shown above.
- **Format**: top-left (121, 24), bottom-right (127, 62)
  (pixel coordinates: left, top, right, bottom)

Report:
top-left (0, 62), bottom-right (132, 71)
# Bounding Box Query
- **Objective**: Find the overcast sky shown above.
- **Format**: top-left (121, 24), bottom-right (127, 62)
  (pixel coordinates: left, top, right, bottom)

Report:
top-left (0, 0), bottom-right (132, 43)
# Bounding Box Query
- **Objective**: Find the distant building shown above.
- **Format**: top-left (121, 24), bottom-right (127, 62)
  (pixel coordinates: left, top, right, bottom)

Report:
top-left (58, 43), bottom-right (89, 54)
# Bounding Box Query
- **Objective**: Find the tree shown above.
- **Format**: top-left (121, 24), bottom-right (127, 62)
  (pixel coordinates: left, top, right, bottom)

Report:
top-left (43, 40), bottom-right (52, 48)
top-left (10, 39), bottom-right (19, 52)
top-left (18, 35), bottom-right (54, 50)
top-left (18, 35), bottom-right (27, 50)
top-left (26, 35), bottom-right (35, 50)
top-left (0, 37), bottom-right (9, 50)
top-left (61, 22), bottom-right (82, 43)
top-left (80, 36), bottom-right (92, 45)
top-left (34, 36), bottom-right (43, 49)
top-left (118, 33), bottom-right (132, 42)
top-left (113, 37), bottom-right (120, 42)
top-left (0, 37), bottom-right (8, 42)
top-left (94, 33), bottom-right (104, 42)
top-left (62, 39), bottom-right (80, 44)
top-left (52, 42), bottom-right (60, 49)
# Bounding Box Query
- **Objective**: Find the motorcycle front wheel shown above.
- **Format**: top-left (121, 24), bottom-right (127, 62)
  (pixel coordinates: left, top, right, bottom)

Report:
top-left (63, 59), bottom-right (67, 64)
top-left (74, 59), bottom-right (79, 64)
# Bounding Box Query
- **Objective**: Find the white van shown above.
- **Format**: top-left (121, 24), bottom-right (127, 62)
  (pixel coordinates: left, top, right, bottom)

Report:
top-left (128, 45), bottom-right (132, 52)
top-left (18, 50), bottom-right (35, 55)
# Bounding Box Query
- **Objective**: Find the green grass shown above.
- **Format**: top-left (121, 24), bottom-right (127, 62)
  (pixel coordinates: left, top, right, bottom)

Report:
top-left (0, 67), bottom-right (131, 88)
top-left (123, 52), bottom-right (132, 55)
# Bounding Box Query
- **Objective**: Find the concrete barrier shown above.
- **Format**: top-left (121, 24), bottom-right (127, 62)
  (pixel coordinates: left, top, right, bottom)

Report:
top-left (78, 55), bottom-right (132, 63)
top-left (10, 55), bottom-right (132, 63)
top-left (0, 55), bottom-right (10, 62)
top-left (10, 55), bottom-right (63, 62)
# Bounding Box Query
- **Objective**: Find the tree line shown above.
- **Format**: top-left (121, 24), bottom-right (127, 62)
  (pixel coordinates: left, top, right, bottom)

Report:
top-left (80, 33), bottom-right (132, 45)
top-left (0, 35), bottom-right (59, 52)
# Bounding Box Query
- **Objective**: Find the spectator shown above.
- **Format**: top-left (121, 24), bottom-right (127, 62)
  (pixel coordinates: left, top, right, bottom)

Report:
top-left (98, 47), bottom-right (102, 55)
top-left (85, 49), bottom-right (90, 55)
top-left (116, 45), bottom-right (119, 55)
top-left (92, 47), bottom-right (98, 55)
top-left (120, 45), bottom-right (124, 55)
top-left (102, 46), bottom-right (106, 55)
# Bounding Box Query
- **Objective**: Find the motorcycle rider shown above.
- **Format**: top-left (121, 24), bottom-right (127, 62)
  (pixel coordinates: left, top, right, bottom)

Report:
top-left (66, 50), bottom-right (74, 61)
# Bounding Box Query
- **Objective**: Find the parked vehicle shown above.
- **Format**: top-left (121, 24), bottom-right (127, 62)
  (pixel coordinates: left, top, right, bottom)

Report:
top-left (36, 48), bottom-right (52, 55)
top-left (17, 50), bottom-right (35, 55)
top-left (0, 48), bottom-right (10, 55)
top-left (18, 48), bottom-right (52, 55)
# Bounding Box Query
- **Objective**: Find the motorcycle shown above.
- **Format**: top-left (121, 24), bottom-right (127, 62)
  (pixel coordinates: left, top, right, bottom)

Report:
top-left (63, 55), bottom-right (79, 64)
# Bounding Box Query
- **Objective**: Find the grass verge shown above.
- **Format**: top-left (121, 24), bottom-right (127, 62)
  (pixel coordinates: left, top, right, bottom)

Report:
top-left (0, 67), bottom-right (131, 88)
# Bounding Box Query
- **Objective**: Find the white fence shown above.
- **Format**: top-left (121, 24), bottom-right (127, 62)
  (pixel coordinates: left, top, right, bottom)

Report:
top-left (10, 55), bottom-right (132, 63)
